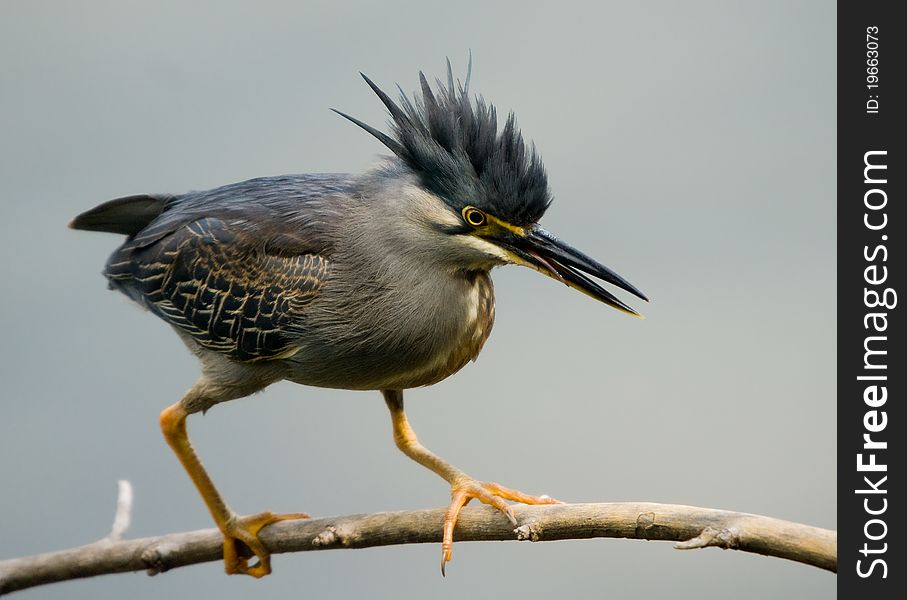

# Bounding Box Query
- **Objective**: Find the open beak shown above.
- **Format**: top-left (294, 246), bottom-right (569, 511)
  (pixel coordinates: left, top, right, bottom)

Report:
top-left (496, 226), bottom-right (648, 317)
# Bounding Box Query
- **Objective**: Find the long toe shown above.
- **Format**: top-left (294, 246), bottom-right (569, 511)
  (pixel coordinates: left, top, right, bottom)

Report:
top-left (222, 511), bottom-right (310, 577)
top-left (441, 479), bottom-right (561, 574)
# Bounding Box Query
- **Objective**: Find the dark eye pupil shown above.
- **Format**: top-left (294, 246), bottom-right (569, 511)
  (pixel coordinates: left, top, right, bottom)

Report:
top-left (467, 210), bottom-right (484, 226)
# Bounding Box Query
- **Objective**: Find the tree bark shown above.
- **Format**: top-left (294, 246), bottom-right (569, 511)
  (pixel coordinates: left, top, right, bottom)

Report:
top-left (0, 502), bottom-right (836, 595)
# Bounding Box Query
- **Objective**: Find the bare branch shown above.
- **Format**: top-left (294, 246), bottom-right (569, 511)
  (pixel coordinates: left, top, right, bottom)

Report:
top-left (0, 502), bottom-right (836, 595)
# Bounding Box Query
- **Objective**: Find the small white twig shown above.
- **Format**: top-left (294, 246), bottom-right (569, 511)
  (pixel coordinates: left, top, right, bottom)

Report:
top-left (106, 480), bottom-right (133, 542)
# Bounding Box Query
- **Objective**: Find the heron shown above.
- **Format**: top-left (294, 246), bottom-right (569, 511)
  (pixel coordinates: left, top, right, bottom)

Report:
top-left (70, 59), bottom-right (647, 577)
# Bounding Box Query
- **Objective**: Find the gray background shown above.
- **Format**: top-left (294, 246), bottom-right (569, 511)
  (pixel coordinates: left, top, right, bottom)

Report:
top-left (0, 1), bottom-right (836, 598)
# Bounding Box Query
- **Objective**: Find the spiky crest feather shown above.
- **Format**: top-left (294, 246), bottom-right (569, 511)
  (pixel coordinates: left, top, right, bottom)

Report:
top-left (334, 58), bottom-right (551, 225)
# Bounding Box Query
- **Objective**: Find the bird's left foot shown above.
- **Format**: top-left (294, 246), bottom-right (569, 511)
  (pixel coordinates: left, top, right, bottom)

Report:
top-left (222, 511), bottom-right (310, 577)
top-left (441, 478), bottom-right (561, 574)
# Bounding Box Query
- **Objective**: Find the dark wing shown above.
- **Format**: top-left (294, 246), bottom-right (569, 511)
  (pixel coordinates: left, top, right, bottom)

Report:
top-left (106, 217), bottom-right (328, 362)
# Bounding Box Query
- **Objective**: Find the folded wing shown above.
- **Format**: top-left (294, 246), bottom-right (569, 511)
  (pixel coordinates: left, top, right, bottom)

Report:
top-left (106, 216), bottom-right (329, 362)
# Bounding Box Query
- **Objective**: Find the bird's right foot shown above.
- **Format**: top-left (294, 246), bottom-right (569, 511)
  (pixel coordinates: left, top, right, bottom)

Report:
top-left (441, 478), bottom-right (561, 574)
top-left (221, 511), bottom-right (309, 577)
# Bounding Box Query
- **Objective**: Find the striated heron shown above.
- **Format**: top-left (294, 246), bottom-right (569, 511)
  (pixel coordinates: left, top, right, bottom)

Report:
top-left (71, 60), bottom-right (647, 577)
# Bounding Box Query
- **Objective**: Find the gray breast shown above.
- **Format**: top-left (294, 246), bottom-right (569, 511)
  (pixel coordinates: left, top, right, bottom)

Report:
top-left (385, 270), bottom-right (496, 389)
top-left (286, 270), bottom-right (495, 391)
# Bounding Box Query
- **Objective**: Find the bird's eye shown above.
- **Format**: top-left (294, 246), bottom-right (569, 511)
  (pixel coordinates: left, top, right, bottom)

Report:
top-left (462, 207), bottom-right (487, 227)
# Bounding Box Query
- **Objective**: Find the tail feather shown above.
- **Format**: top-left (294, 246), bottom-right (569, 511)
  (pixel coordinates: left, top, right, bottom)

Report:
top-left (69, 194), bottom-right (171, 236)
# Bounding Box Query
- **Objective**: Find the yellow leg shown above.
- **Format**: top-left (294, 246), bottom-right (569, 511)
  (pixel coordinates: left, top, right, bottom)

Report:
top-left (159, 401), bottom-right (308, 577)
top-left (382, 390), bottom-right (561, 574)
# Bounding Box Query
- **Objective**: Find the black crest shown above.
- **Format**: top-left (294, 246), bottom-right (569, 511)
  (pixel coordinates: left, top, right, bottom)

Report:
top-left (334, 59), bottom-right (552, 226)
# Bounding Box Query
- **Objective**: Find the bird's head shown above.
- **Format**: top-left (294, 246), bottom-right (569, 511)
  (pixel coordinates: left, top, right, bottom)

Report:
top-left (334, 59), bottom-right (648, 317)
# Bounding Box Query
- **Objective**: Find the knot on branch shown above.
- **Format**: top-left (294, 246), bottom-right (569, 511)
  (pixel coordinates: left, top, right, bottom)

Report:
top-left (675, 526), bottom-right (741, 550)
top-left (313, 527), bottom-right (338, 547)
top-left (635, 512), bottom-right (657, 538)
top-left (514, 519), bottom-right (542, 542)
top-left (312, 524), bottom-right (354, 548)
top-left (141, 541), bottom-right (179, 576)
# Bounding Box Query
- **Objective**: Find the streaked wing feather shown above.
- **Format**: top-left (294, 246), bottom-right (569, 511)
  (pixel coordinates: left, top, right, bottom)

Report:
top-left (108, 217), bottom-right (328, 362)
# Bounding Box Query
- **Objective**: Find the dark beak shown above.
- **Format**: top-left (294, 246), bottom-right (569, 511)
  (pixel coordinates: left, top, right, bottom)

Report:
top-left (502, 226), bottom-right (648, 317)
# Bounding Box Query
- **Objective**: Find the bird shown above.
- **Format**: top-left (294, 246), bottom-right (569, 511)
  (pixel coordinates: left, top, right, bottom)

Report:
top-left (70, 59), bottom-right (647, 578)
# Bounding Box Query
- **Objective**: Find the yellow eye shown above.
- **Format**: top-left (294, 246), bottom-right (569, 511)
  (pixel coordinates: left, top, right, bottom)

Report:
top-left (462, 207), bottom-right (487, 227)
